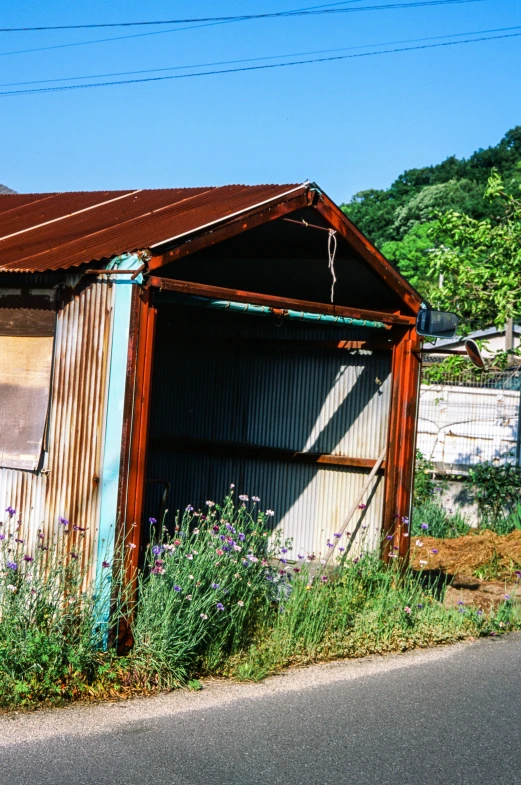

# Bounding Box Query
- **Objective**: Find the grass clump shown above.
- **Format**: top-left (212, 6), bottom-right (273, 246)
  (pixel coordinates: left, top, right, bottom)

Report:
top-left (0, 510), bottom-right (121, 709)
top-left (0, 491), bottom-right (519, 710)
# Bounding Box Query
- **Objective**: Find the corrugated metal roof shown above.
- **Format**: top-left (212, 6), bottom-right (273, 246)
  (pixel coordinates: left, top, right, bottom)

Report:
top-left (0, 184), bottom-right (304, 273)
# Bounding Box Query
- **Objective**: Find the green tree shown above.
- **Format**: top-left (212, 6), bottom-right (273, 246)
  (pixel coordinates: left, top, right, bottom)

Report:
top-left (381, 221), bottom-right (438, 292)
top-left (428, 171), bottom-right (521, 333)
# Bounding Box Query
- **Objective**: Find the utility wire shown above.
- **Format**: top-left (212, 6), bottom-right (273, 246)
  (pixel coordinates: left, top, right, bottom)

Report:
top-left (0, 29), bottom-right (516, 98)
top-left (0, 0), bottom-right (486, 31)
top-left (1, 24), bottom-right (517, 89)
top-left (0, 0), bottom-right (486, 58)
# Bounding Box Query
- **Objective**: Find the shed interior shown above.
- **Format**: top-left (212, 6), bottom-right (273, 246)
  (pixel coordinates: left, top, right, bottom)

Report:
top-left (142, 213), bottom-right (398, 560)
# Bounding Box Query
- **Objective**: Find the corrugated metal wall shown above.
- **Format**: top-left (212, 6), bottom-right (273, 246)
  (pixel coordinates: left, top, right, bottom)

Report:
top-left (146, 306), bottom-right (392, 559)
top-left (0, 281), bottom-right (114, 575)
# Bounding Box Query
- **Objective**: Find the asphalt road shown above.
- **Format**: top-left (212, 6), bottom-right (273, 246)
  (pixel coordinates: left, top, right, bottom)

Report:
top-left (2, 634), bottom-right (521, 785)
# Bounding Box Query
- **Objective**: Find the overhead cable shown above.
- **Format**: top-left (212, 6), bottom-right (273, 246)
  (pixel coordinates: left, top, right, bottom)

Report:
top-left (0, 0), bottom-right (487, 58)
top-left (0, 0), bottom-right (487, 31)
top-left (0, 29), bottom-right (517, 98)
top-left (0, 24), bottom-right (517, 89)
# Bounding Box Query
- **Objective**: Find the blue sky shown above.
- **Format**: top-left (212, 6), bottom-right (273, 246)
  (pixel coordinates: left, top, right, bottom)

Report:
top-left (1, 0), bottom-right (520, 202)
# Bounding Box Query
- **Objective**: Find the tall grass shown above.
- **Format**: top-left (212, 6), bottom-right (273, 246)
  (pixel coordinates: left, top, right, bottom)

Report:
top-left (0, 492), bottom-right (519, 709)
top-left (0, 509), bottom-right (119, 707)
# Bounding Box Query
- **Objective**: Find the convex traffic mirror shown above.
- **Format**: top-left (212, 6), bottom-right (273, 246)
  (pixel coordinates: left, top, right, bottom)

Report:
top-left (416, 309), bottom-right (458, 339)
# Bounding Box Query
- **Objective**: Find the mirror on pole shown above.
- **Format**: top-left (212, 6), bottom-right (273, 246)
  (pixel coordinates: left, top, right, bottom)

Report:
top-left (465, 338), bottom-right (485, 369)
top-left (416, 309), bottom-right (458, 339)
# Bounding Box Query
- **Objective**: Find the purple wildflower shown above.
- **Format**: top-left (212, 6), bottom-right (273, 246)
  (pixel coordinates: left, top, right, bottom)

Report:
top-left (238, 533), bottom-right (245, 542)
top-left (70, 552), bottom-right (78, 560)
top-left (23, 555), bottom-right (33, 563)
top-left (6, 561), bottom-right (17, 570)
top-left (58, 517), bottom-right (69, 526)
top-left (14, 538), bottom-right (24, 544)
top-left (186, 505), bottom-right (194, 512)
top-left (321, 576), bottom-right (328, 583)
top-left (152, 545), bottom-right (163, 556)
top-left (102, 560), bottom-right (110, 569)
top-left (458, 601), bottom-right (465, 606)
top-left (420, 523), bottom-right (429, 531)
top-left (5, 507), bottom-right (15, 516)
top-left (431, 548), bottom-right (439, 554)
top-left (0, 534), bottom-right (4, 541)
top-left (334, 533), bottom-right (341, 538)
top-left (149, 517), bottom-right (157, 525)
top-left (216, 602), bottom-right (225, 611)
top-left (173, 585), bottom-right (182, 592)
top-left (358, 503), bottom-right (367, 510)
top-left (211, 583), bottom-right (220, 589)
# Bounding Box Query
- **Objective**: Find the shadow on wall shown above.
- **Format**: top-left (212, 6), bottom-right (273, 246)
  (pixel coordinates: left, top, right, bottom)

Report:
top-left (143, 307), bottom-right (391, 554)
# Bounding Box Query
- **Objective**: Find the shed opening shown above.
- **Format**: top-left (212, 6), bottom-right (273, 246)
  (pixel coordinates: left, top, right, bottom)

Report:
top-left (142, 299), bottom-right (393, 561)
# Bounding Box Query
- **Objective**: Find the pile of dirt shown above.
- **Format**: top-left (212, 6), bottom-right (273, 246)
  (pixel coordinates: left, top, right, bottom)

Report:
top-left (410, 530), bottom-right (521, 610)
top-left (411, 529), bottom-right (521, 578)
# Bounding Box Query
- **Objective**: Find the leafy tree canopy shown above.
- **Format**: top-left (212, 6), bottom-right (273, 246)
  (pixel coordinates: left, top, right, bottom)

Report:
top-left (341, 126), bottom-right (521, 248)
top-left (428, 172), bottom-right (521, 333)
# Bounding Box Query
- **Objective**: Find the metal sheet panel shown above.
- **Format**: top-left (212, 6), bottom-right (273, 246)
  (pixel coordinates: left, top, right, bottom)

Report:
top-left (0, 281), bottom-right (114, 578)
top-left (145, 451), bottom-right (384, 560)
top-left (149, 342), bottom-right (391, 460)
top-left (146, 307), bottom-right (392, 556)
top-left (0, 185), bottom-right (303, 272)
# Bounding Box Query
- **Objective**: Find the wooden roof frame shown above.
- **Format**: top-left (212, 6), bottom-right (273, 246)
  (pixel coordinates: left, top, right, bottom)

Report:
top-left (148, 183), bottom-right (423, 317)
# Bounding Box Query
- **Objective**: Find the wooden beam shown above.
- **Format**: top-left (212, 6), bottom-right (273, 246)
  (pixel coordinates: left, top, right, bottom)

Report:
top-left (382, 328), bottom-right (422, 563)
top-left (155, 334), bottom-right (394, 352)
top-left (149, 435), bottom-right (386, 472)
top-left (149, 190), bottom-right (311, 269)
top-left (313, 194), bottom-right (422, 316)
top-left (147, 276), bottom-right (416, 327)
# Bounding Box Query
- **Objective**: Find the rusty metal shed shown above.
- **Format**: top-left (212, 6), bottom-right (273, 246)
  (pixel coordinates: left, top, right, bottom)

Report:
top-left (0, 182), bottom-right (422, 583)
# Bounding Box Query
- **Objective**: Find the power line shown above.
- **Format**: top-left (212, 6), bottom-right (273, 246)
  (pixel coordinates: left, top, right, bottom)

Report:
top-left (1, 24), bottom-right (517, 89)
top-left (0, 0), bottom-right (486, 31)
top-left (0, 29), bottom-right (516, 98)
top-left (0, 0), bottom-right (486, 58)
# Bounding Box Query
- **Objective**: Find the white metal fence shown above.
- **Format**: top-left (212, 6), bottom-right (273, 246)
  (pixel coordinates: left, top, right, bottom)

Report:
top-left (417, 368), bottom-right (521, 474)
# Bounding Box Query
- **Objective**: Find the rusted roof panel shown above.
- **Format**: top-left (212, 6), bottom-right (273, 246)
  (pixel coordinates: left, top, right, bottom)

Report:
top-left (0, 184), bottom-right (303, 272)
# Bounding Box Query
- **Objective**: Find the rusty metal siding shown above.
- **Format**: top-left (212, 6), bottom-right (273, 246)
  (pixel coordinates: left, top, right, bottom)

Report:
top-left (0, 280), bottom-right (114, 575)
top-left (0, 185), bottom-right (303, 272)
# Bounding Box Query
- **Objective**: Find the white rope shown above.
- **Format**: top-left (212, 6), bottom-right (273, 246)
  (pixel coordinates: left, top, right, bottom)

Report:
top-left (328, 229), bottom-right (337, 303)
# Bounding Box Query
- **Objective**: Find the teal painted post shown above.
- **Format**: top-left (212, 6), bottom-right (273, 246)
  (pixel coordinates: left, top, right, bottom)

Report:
top-left (96, 255), bottom-right (144, 640)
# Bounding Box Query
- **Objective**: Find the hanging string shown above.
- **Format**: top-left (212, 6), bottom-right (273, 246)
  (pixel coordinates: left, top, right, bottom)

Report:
top-left (328, 229), bottom-right (337, 303)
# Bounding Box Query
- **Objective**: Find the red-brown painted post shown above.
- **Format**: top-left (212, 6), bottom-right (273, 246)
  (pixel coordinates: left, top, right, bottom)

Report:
top-left (382, 327), bottom-right (422, 563)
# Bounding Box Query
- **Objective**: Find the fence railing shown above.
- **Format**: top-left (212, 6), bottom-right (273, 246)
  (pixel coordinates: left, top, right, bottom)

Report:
top-left (417, 368), bottom-right (521, 474)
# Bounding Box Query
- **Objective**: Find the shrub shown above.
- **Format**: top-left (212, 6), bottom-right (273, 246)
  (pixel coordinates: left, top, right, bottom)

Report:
top-left (0, 508), bottom-right (118, 708)
top-left (466, 461), bottom-right (521, 529)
